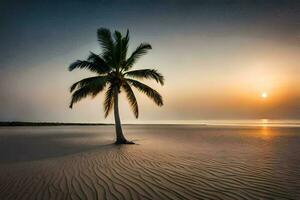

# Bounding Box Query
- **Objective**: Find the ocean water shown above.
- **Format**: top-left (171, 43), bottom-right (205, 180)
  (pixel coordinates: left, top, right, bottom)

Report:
top-left (126, 119), bottom-right (300, 127)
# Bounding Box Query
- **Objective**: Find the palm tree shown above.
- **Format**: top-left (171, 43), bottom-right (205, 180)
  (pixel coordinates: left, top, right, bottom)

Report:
top-left (68, 28), bottom-right (164, 144)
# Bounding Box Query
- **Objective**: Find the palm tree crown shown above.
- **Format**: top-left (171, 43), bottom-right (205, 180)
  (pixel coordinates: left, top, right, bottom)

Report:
top-left (69, 28), bottom-right (164, 120)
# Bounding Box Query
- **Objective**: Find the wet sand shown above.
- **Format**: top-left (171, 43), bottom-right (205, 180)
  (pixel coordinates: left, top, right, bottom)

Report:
top-left (0, 125), bottom-right (299, 199)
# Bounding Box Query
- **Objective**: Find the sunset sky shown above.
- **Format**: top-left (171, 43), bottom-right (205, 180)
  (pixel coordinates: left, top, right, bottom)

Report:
top-left (0, 0), bottom-right (299, 122)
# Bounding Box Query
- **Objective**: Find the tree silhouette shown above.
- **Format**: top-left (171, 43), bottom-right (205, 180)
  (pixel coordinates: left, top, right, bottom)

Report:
top-left (69, 28), bottom-right (164, 144)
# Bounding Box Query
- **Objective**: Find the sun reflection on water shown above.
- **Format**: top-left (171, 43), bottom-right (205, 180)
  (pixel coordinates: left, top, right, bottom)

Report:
top-left (260, 126), bottom-right (272, 140)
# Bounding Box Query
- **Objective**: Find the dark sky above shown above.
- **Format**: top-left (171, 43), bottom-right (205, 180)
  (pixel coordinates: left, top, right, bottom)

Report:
top-left (1, 0), bottom-right (298, 67)
top-left (0, 0), bottom-right (299, 122)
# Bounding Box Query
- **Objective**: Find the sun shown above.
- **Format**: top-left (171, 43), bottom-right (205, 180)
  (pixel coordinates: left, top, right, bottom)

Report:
top-left (261, 92), bottom-right (268, 99)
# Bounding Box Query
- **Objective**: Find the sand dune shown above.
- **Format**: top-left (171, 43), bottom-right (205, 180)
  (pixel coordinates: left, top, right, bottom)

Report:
top-left (0, 125), bottom-right (299, 199)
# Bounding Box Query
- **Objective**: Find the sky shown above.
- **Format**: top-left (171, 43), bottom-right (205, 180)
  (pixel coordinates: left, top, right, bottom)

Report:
top-left (0, 0), bottom-right (299, 122)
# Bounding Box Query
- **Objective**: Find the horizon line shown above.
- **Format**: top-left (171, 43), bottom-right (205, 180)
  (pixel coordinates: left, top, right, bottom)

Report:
top-left (1, 120), bottom-right (300, 128)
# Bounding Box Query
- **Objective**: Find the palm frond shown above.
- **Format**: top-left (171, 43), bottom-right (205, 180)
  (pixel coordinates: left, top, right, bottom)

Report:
top-left (113, 31), bottom-right (123, 67)
top-left (103, 84), bottom-right (115, 118)
top-left (87, 52), bottom-right (111, 74)
top-left (113, 30), bottom-right (130, 69)
top-left (126, 79), bottom-right (163, 106)
top-left (124, 69), bottom-right (164, 85)
top-left (122, 82), bottom-right (139, 118)
top-left (97, 28), bottom-right (114, 64)
top-left (121, 29), bottom-right (129, 62)
top-left (69, 76), bottom-right (108, 108)
top-left (70, 76), bottom-right (108, 92)
top-left (69, 60), bottom-right (101, 74)
top-left (124, 43), bottom-right (152, 71)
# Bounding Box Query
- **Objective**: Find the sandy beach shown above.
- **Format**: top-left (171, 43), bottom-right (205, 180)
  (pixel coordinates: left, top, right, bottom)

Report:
top-left (0, 125), bottom-right (299, 199)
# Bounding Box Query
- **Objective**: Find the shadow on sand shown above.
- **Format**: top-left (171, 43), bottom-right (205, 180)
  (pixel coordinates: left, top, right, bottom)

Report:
top-left (0, 131), bottom-right (120, 163)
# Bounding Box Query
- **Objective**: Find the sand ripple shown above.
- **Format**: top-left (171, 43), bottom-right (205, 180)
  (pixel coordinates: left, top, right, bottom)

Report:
top-left (1, 125), bottom-right (300, 199)
top-left (0, 144), bottom-right (299, 200)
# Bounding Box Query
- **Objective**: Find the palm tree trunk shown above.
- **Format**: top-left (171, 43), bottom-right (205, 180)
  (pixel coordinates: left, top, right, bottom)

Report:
top-left (113, 89), bottom-right (134, 144)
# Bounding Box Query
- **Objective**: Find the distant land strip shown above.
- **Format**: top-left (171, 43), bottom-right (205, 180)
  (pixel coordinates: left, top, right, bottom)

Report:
top-left (0, 122), bottom-right (113, 126)
top-left (0, 122), bottom-right (209, 126)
